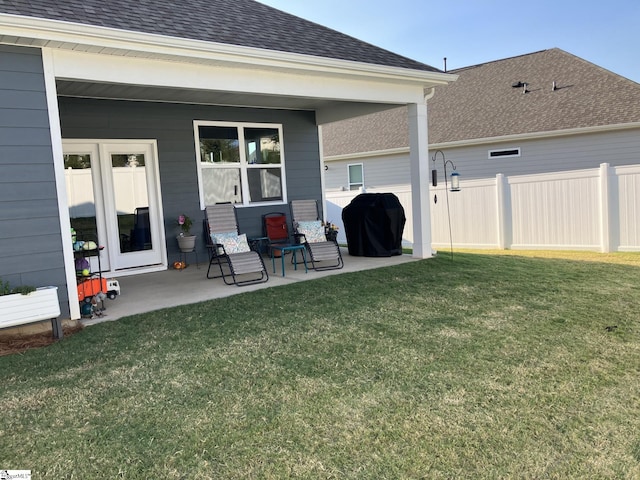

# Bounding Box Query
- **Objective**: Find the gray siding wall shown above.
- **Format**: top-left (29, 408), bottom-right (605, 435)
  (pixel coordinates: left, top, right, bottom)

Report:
top-left (325, 152), bottom-right (410, 191)
top-left (325, 129), bottom-right (640, 190)
top-left (0, 45), bottom-right (69, 318)
top-left (441, 129), bottom-right (640, 180)
top-left (58, 98), bottom-right (323, 256)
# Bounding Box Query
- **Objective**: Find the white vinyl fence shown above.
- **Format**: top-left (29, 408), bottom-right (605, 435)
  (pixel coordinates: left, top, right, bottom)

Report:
top-left (65, 166), bottom-right (149, 218)
top-left (325, 163), bottom-right (640, 252)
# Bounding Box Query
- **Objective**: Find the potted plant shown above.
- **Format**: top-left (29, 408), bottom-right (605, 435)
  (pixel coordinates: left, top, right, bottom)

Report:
top-left (323, 220), bottom-right (340, 243)
top-left (0, 278), bottom-right (62, 338)
top-left (176, 214), bottom-right (196, 252)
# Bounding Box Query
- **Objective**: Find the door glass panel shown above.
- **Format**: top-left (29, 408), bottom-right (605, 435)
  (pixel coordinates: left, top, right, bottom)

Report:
top-left (111, 153), bottom-right (151, 253)
top-left (64, 154), bottom-right (97, 240)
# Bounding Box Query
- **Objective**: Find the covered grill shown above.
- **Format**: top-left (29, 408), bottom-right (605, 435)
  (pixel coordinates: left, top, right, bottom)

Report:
top-left (342, 193), bottom-right (406, 257)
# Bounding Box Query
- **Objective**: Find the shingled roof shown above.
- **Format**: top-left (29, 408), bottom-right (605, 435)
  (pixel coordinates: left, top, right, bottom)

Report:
top-left (430, 48), bottom-right (640, 144)
top-left (323, 48), bottom-right (640, 156)
top-left (0, 0), bottom-right (439, 72)
top-left (322, 107), bottom-right (410, 157)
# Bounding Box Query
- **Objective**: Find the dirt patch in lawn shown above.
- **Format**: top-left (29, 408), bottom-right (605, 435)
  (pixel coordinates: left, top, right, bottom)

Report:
top-left (0, 324), bottom-right (84, 357)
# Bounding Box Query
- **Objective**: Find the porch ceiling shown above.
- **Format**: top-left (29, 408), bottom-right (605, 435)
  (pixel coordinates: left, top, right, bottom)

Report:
top-left (55, 79), bottom-right (405, 122)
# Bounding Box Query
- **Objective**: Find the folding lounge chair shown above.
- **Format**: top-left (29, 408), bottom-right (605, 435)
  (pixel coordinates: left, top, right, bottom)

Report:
top-left (204, 204), bottom-right (269, 286)
top-left (290, 199), bottom-right (344, 271)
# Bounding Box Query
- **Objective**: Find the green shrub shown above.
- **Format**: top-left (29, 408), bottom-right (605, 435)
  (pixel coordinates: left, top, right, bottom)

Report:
top-left (11, 285), bottom-right (36, 295)
top-left (0, 278), bottom-right (10, 296)
top-left (0, 278), bottom-right (36, 296)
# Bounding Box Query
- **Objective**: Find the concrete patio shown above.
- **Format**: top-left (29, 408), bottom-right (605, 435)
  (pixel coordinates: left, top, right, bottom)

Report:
top-left (83, 248), bottom-right (420, 325)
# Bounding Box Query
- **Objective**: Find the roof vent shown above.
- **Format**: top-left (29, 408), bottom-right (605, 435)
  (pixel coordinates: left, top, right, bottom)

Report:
top-left (512, 81), bottom-right (529, 93)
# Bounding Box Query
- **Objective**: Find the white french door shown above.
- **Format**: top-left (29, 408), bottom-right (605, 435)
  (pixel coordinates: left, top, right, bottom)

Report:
top-left (63, 140), bottom-right (166, 274)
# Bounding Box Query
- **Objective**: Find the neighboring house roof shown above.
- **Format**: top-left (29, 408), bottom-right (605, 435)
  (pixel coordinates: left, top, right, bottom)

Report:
top-left (323, 107), bottom-right (410, 157)
top-left (323, 48), bottom-right (640, 156)
top-left (0, 0), bottom-right (439, 72)
top-left (430, 48), bottom-right (640, 144)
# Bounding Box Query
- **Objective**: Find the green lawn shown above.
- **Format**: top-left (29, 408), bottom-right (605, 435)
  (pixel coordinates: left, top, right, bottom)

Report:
top-left (1, 252), bottom-right (639, 479)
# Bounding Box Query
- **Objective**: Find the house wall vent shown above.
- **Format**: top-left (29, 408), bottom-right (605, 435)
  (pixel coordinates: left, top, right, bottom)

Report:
top-left (488, 148), bottom-right (521, 159)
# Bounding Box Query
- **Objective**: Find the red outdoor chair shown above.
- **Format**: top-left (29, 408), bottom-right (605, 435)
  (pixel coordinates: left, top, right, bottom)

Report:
top-left (262, 212), bottom-right (290, 257)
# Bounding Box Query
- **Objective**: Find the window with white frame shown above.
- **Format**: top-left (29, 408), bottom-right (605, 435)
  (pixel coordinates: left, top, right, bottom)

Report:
top-left (348, 163), bottom-right (364, 191)
top-left (195, 121), bottom-right (286, 206)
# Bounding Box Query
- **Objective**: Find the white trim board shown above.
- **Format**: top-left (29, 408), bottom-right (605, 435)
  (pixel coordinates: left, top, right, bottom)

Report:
top-left (42, 49), bottom-right (81, 321)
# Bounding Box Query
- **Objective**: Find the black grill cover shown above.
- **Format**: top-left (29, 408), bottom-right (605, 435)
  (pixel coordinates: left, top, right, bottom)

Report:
top-left (342, 193), bottom-right (406, 257)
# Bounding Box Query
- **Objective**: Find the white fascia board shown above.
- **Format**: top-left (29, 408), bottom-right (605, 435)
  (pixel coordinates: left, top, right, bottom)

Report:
top-left (50, 48), bottom-right (428, 106)
top-left (430, 122), bottom-right (640, 149)
top-left (0, 14), bottom-right (454, 88)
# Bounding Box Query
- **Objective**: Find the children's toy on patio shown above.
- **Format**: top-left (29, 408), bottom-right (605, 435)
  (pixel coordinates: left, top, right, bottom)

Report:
top-left (78, 279), bottom-right (120, 318)
top-left (73, 235), bottom-right (120, 318)
top-left (82, 292), bottom-right (107, 319)
top-left (75, 257), bottom-right (90, 276)
top-left (77, 278), bottom-right (120, 302)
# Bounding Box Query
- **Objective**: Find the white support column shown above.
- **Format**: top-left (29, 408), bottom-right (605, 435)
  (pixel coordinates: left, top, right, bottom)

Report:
top-left (408, 102), bottom-right (433, 259)
top-left (318, 124), bottom-right (328, 222)
top-left (42, 48), bottom-right (81, 321)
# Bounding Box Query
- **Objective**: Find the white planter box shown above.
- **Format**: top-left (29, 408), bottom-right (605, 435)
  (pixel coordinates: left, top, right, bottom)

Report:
top-left (0, 286), bottom-right (62, 337)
